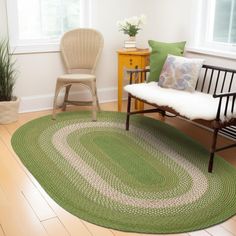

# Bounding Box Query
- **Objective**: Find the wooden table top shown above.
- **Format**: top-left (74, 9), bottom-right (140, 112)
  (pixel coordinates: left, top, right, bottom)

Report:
top-left (117, 48), bottom-right (150, 55)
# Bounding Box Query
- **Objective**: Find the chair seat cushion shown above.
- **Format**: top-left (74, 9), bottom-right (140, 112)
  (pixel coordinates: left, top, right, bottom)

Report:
top-left (124, 82), bottom-right (236, 121)
top-left (58, 74), bottom-right (96, 82)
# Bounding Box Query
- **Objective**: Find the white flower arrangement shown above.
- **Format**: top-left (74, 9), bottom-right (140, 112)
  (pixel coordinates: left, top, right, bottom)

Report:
top-left (117, 14), bottom-right (146, 37)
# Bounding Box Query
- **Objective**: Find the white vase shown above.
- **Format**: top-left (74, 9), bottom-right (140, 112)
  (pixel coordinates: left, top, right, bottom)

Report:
top-left (129, 36), bottom-right (136, 41)
top-left (124, 36), bottom-right (136, 48)
top-left (0, 97), bottom-right (20, 124)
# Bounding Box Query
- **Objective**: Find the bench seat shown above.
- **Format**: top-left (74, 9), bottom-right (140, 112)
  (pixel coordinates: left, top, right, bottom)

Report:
top-left (125, 82), bottom-right (236, 121)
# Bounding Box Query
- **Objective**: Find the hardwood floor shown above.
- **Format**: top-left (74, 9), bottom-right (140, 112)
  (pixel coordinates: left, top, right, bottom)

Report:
top-left (0, 101), bottom-right (235, 236)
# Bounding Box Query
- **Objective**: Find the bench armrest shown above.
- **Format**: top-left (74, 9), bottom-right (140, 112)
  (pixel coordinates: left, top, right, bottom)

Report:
top-left (126, 68), bottom-right (150, 84)
top-left (213, 91), bottom-right (236, 98)
top-left (213, 91), bottom-right (236, 120)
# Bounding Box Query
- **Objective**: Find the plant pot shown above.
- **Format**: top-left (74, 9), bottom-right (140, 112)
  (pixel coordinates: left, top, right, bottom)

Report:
top-left (0, 97), bottom-right (20, 124)
top-left (124, 36), bottom-right (136, 49)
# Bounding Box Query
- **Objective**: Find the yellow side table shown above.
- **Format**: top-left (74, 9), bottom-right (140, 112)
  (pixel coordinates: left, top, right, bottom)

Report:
top-left (117, 48), bottom-right (150, 112)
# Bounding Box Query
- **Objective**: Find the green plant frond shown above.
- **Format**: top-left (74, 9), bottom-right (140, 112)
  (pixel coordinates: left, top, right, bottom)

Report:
top-left (0, 39), bottom-right (17, 101)
top-left (119, 23), bottom-right (141, 37)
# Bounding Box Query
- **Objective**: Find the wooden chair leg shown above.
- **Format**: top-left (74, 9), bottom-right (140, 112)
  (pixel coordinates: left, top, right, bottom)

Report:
top-left (95, 86), bottom-right (101, 112)
top-left (52, 81), bottom-right (63, 120)
top-left (62, 84), bottom-right (72, 111)
top-left (126, 94), bottom-right (132, 131)
top-left (208, 128), bottom-right (219, 173)
top-left (91, 81), bottom-right (97, 121)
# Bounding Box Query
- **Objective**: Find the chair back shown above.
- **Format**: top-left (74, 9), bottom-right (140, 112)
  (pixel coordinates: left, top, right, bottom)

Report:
top-left (60, 28), bottom-right (104, 74)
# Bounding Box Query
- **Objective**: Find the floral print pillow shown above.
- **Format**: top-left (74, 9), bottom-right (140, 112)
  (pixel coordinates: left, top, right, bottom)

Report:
top-left (158, 55), bottom-right (204, 92)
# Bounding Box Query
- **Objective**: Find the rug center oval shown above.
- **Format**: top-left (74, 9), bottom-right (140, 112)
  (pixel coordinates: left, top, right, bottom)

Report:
top-left (75, 130), bottom-right (171, 186)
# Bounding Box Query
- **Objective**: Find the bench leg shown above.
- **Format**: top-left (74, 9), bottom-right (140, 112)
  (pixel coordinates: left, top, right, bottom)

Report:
top-left (126, 94), bottom-right (132, 131)
top-left (208, 128), bottom-right (219, 173)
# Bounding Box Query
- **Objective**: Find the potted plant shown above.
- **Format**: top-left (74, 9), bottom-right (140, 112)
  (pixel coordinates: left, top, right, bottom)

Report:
top-left (117, 14), bottom-right (146, 48)
top-left (0, 39), bottom-right (19, 124)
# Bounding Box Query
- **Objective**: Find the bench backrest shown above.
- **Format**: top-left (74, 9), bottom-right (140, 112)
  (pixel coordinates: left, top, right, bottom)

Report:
top-left (196, 65), bottom-right (236, 95)
top-left (196, 65), bottom-right (236, 140)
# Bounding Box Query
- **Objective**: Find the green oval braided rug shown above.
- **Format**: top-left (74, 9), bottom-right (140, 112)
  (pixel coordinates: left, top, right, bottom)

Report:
top-left (11, 111), bottom-right (236, 234)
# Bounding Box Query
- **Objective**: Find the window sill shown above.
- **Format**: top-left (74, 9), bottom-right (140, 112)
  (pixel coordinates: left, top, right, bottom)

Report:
top-left (185, 47), bottom-right (236, 60)
top-left (11, 43), bottom-right (60, 55)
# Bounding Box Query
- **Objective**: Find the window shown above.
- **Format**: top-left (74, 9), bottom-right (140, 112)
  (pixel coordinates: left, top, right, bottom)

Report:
top-left (211, 0), bottom-right (236, 44)
top-left (191, 0), bottom-right (236, 56)
top-left (7, 0), bottom-right (91, 53)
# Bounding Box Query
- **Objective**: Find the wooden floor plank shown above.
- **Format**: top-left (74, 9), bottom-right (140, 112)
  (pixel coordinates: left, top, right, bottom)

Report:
top-left (0, 137), bottom-right (49, 235)
top-left (24, 174), bottom-right (93, 236)
top-left (0, 185), bottom-right (8, 208)
top-left (141, 234), bottom-right (162, 236)
top-left (39, 196), bottom-right (92, 236)
top-left (0, 162), bottom-right (48, 236)
top-left (42, 217), bottom-right (70, 236)
top-left (163, 234), bottom-right (190, 236)
top-left (21, 187), bottom-right (56, 221)
top-left (142, 233), bottom-right (189, 236)
top-left (0, 206), bottom-right (27, 236)
top-left (112, 230), bottom-right (142, 236)
top-left (0, 225), bottom-right (5, 236)
top-left (0, 192), bottom-right (48, 236)
top-left (205, 224), bottom-right (234, 236)
top-left (82, 221), bottom-right (115, 236)
top-left (0, 135), bottom-right (57, 222)
top-left (3, 121), bottom-right (21, 135)
top-left (171, 235), bottom-right (189, 236)
top-left (188, 230), bottom-right (211, 236)
top-left (222, 219), bottom-right (236, 235)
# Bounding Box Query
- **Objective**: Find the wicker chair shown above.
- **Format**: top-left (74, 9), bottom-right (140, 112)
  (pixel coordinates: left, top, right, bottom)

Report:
top-left (52, 28), bottom-right (104, 121)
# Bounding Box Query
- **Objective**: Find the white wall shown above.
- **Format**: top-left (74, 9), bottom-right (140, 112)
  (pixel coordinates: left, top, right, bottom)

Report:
top-left (0, 0), bottom-right (235, 112)
top-left (0, 0), bottom-right (8, 36)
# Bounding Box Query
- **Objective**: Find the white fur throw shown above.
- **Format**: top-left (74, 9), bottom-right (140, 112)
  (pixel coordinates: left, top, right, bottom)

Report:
top-left (124, 82), bottom-right (236, 121)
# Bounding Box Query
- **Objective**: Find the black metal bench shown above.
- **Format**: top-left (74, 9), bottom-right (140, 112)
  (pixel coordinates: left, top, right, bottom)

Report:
top-left (125, 65), bottom-right (236, 173)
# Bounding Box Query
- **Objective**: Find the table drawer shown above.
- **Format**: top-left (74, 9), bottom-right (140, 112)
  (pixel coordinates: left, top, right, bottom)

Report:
top-left (120, 55), bottom-right (142, 68)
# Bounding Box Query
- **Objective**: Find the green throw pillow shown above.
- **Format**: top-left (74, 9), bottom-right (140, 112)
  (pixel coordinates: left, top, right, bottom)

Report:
top-left (148, 40), bottom-right (186, 82)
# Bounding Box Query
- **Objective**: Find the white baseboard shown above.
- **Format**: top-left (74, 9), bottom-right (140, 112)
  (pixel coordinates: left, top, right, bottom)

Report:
top-left (19, 87), bottom-right (119, 113)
